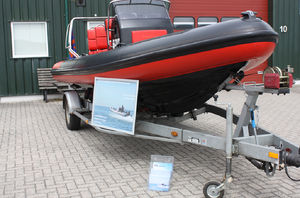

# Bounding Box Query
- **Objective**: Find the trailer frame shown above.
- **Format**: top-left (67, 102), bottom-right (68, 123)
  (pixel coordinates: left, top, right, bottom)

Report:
top-left (62, 83), bottom-right (300, 198)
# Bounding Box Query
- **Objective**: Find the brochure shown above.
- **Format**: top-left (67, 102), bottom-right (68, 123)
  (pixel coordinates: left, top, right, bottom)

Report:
top-left (148, 155), bottom-right (174, 192)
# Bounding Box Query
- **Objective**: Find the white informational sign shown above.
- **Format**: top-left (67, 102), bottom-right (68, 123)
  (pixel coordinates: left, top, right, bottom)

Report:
top-left (149, 155), bottom-right (174, 192)
top-left (91, 77), bottom-right (139, 135)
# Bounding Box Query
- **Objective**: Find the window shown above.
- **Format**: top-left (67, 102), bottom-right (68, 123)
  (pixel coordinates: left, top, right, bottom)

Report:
top-left (197, 17), bottom-right (218, 27)
top-left (87, 21), bottom-right (105, 30)
top-left (173, 17), bottom-right (195, 30)
top-left (221, 17), bottom-right (239, 22)
top-left (115, 5), bottom-right (169, 20)
top-left (11, 22), bottom-right (48, 58)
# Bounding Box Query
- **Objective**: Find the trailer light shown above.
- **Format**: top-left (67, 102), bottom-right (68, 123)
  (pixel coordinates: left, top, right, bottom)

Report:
top-left (285, 148), bottom-right (291, 153)
top-left (171, 131), bottom-right (178, 137)
top-left (268, 152), bottom-right (279, 159)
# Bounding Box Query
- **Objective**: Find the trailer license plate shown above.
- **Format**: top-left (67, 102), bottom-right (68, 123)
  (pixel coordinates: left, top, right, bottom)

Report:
top-left (188, 137), bottom-right (207, 146)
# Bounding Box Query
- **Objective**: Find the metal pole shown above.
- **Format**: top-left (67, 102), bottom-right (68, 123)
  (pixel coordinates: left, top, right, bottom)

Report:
top-left (225, 104), bottom-right (233, 179)
top-left (107, 2), bottom-right (112, 49)
top-left (250, 109), bottom-right (259, 144)
top-left (215, 104), bottom-right (233, 193)
top-left (233, 92), bottom-right (259, 138)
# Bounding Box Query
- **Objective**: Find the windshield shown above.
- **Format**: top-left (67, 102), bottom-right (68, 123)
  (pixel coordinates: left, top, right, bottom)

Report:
top-left (115, 4), bottom-right (169, 20)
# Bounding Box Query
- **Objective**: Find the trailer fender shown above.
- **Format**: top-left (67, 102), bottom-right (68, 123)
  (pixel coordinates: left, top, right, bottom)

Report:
top-left (63, 91), bottom-right (81, 114)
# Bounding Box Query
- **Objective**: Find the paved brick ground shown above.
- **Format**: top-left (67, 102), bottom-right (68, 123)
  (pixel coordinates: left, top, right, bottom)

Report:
top-left (0, 86), bottom-right (300, 198)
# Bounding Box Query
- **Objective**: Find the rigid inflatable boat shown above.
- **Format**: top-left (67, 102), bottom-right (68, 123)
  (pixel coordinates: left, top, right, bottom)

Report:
top-left (52, 0), bottom-right (278, 115)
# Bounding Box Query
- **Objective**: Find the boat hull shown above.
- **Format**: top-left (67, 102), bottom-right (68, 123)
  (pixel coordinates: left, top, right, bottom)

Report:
top-left (138, 61), bottom-right (246, 114)
top-left (53, 41), bottom-right (275, 84)
top-left (52, 18), bottom-right (278, 114)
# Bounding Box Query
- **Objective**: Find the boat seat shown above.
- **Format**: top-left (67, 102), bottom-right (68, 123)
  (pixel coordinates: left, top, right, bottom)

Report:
top-left (87, 28), bottom-right (97, 51)
top-left (105, 18), bottom-right (114, 29)
top-left (131, 29), bottom-right (167, 43)
top-left (95, 26), bottom-right (108, 49)
top-left (88, 49), bottom-right (108, 55)
top-left (87, 26), bottom-right (110, 55)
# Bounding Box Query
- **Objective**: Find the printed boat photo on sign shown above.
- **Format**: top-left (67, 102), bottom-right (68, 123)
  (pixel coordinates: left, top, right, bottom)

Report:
top-left (91, 77), bottom-right (139, 135)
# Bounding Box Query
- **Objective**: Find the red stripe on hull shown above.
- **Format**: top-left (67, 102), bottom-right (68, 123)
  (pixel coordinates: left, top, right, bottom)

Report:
top-left (53, 42), bottom-right (275, 84)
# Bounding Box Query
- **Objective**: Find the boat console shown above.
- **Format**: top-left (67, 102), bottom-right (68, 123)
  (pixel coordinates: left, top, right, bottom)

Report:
top-left (110, 0), bottom-right (173, 45)
top-left (66, 0), bottom-right (173, 57)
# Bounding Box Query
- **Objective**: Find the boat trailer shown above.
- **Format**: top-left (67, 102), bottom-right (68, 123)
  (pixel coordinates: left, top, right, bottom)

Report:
top-left (62, 82), bottom-right (300, 198)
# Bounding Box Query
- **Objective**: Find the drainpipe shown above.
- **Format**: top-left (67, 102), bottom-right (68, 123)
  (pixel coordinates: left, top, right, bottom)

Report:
top-left (64, 0), bottom-right (69, 57)
top-left (65, 0), bottom-right (69, 29)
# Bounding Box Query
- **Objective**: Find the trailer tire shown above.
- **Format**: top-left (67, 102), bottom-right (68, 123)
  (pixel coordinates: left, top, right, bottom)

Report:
top-left (203, 181), bottom-right (224, 198)
top-left (63, 95), bottom-right (66, 110)
top-left (65, 99), bottom-right (81, 130)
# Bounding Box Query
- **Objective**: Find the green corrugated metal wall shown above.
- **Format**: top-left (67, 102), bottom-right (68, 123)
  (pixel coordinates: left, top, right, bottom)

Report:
top-left (1, 0), bottom-right (298, 96)
top-left (272, 0), bottom-right (300, 79)
top-left (0, 0), bottom-right (109, 96)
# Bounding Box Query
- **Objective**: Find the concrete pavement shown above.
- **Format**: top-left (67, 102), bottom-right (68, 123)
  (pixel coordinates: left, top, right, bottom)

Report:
top-left (0, 86), bottom-right (300, 198)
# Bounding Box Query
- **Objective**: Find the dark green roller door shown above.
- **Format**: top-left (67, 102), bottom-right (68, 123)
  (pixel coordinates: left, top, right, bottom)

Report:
top-left (272, 0), bottom-right (300, 79)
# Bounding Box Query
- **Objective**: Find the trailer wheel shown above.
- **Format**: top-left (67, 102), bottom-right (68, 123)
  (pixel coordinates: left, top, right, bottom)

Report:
top-left (65, 99), bottom-right (81, 130)
top-left (63, 95), bottom-right (66, 110)
top-left (203, 181), bottom-right (224, 198)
